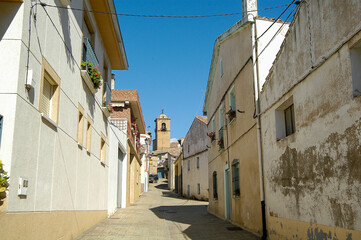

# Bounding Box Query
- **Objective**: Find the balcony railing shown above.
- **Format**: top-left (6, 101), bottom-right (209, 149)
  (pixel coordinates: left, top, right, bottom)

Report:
top-left (110, 118), bottom-right (127, 131)
top-left (82, 37), bottom-right (99, 67)
top-left (103, 82), bottom-right (111, 107)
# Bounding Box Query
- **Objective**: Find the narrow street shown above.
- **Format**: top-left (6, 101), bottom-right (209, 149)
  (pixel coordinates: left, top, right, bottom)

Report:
top-left (75, 179), bottom-right (260, 240)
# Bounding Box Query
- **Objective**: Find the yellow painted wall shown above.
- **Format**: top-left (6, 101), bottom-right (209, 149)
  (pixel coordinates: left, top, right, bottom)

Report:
top-left (268, 215), bottom-right (361, 240)
top-left (206, 25), bottom-right (262, 236)
top-left (0, 210), bottom-right (106, 240)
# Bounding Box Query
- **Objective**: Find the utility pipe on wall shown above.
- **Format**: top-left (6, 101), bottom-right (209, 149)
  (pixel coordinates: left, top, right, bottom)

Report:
top-left (251, 16), bottom-right (267, 240)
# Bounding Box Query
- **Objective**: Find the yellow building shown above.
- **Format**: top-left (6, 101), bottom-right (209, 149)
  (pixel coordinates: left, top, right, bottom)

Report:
top-left (111, 90), bottom-right (146, 206)
top-left (203, 0), bottom-right (288, 237)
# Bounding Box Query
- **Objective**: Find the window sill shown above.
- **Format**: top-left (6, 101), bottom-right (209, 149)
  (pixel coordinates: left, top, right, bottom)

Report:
top-left (218, 148), bottom-right (225, 153)
top-left (77, 142), bottom-right (85, 149)
top-left (229, 118), bottom-right (236, 125)
top-left (81, 69), bottom-right (98, 94)
top-left (41, 113), bottom-right (58, 130)
top-left (233, 196), bottom-right (240, 199)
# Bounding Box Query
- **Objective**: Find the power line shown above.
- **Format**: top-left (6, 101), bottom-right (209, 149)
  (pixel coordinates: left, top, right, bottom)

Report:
top-left (256, 0), bottom-right (296, 40)
top-left (40, 2), bottom-right (294, 19)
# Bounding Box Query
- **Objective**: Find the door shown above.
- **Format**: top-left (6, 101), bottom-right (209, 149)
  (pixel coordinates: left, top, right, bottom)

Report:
top-left (117, 149), bottom-right (124, 208)
top-left (224, 166), bottom-right (231, 220)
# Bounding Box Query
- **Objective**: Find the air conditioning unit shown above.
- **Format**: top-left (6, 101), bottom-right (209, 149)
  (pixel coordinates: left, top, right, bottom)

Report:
top-left (59, 0), bottom-right (71, 7)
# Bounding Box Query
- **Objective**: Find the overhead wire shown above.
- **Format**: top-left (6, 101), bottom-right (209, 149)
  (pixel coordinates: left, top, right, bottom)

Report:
top-left (256, 0), bottom-right (296, 40)
top-left (40, 1), bottom-right (294, 19)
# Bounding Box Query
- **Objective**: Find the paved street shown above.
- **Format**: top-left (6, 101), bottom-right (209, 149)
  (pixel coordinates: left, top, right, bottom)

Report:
top-left (75, 179), bottom-right (260, 240)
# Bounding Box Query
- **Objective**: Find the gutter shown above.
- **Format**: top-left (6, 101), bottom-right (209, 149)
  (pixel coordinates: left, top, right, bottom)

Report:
top-left (107, 0), bottom-right (129, 69)
top-left (251, 17), bottom-right (267, 240)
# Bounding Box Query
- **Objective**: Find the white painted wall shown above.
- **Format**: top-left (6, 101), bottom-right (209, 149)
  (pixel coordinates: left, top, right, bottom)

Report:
top-left (108, 124), bottom-right (127, 216)
top-left (0, 0), bottom-right (117, 214)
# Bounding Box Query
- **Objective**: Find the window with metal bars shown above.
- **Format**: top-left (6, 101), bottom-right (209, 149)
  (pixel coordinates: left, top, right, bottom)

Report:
top-left (213, 171), bottom-right (218, 200)
top-left (232, 160), bottom-right (240, 198)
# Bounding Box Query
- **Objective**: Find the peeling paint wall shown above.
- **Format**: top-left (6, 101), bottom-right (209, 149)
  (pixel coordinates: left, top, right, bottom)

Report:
top-left (260, 0), bottom-right (361, 239)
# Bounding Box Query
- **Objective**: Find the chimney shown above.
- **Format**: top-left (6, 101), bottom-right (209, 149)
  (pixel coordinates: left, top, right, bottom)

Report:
top-left (111, 73), bottom-right (115, 90)
top-left (243, 0), bottom-right (258, 19)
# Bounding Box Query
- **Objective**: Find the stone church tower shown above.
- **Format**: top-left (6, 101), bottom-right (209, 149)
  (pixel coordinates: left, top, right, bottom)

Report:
top-left (153, 113), bottom-right (170, 151)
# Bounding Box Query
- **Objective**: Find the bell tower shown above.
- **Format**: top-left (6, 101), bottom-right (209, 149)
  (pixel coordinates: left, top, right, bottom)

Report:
top-left (153, 113), bottom-right (171, 151)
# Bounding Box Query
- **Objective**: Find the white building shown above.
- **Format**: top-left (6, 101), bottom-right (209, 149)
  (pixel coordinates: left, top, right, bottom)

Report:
top-left (0, 0), bottom-right (128, 239)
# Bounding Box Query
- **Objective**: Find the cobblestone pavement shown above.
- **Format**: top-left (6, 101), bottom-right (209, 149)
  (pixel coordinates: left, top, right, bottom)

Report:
top-left (75, 180), bottom-right (260, 240)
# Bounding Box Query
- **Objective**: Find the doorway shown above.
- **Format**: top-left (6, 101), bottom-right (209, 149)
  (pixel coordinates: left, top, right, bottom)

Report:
top-left (117, 148), bottom-right (124, 208)
top-left (224, 165), bottom-right (231, 220)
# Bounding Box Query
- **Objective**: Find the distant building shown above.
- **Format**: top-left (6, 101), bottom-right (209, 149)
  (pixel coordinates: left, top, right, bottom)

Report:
top-left (110, 90), bottom-right (146, 206)
top-left (182, 116), bottom-right (208, 201)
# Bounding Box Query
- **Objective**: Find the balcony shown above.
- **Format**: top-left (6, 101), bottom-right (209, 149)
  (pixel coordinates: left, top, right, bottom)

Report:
top-left (82, 37), bottom-right (99, 67)
top-left (81, 38), bottom-right (100, 94)
top-left (101, 82), bottom-right (112, 117)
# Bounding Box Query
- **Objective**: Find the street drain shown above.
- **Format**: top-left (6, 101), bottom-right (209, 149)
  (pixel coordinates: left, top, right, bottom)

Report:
top-left (226, 227), bottom-right (243, 231)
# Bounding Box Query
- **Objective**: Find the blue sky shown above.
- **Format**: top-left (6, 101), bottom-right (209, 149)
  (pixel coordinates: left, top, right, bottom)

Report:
top-left (113, 0), bottom-right (295, 140)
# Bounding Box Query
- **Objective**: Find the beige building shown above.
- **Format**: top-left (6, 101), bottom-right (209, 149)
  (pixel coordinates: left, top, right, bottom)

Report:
top-left (174, 152), bottom-right (183, 195)
top-left (110, 90), bottom-right (146, 206)
top-left (0, 0), bottom-right (128, 239)
top-left (182, 117), bottom-right (208, 201)
top-left (259, 1), bottom-right (361, 239)
top-left (149, 113), bottom-right (181, 183)
top-left (202, 0), bottom-right (289, 237)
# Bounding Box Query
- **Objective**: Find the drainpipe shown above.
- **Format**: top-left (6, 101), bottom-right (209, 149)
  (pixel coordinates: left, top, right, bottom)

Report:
top-left (251, 17), bottom-right (267, 240)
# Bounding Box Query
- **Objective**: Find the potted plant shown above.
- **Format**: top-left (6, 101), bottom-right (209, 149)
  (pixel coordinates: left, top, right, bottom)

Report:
top-left (226, 108), bottom-right (236, 122)
top-left (217, 138), bottom-right (224, 149)
top-left (106, 103), bottom-right (113, 113)
top-left (207, 132), bottom-right (216, 142)
top-left (81, 62), bottom-right (102, 89)
top-left (0, 160), bottom-right (9, 206)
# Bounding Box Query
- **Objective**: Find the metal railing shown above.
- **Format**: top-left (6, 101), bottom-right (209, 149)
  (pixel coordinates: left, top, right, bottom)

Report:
top-left (103, 82), bottom-right (111, 107)
top-left (82, 37), bottom-right (99, 67)
top-left (110, 118), bottom-right (127, 131)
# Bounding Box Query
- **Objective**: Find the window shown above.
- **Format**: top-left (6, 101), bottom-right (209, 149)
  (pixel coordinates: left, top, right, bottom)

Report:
top-left (187, 185), bottom-right (190, 196)
top-left (218, 106), bottom-right (224, 149)
top-left (197, 157), bottom-right (199, 168)
top-left (232, 160), bottom-right (240, 198)
top-left (86, 114), bottom-right (93, 151)
top-left (39, 58), bottom-right (61, 123)
top-left (229, 86), bottom-right (236, 111)
top-left (350, 41), bottom-right (361, 97)
top-left (211, 116), bottom-right (215, 133)
top-left (213, 171), bottom-right (218, 200)
top-left (161, 122), bottom-right (167, 131)
top-left (0, 115), bottom-right (3, 147)
top-left (188, 160), bottom-right (190, 171)
top-left (275, 97), bottom-right (295, 140)
top-left (284, 104), bottom-right (295, 136)
top-left (77, 104), bottom-right (85, 145)
top-left (197, 183), bottom-right (200, 195)
top-left (220, 58), bottom-right (223, 77)
top-left (100, 133), bottom-right (106, 163)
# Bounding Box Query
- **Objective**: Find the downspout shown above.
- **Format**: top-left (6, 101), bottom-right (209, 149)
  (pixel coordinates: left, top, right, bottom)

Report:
top-left (251, 17), bottom-right (267, 240)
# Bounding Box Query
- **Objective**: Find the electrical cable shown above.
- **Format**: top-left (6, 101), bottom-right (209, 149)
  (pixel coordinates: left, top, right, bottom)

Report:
top-left (256, 4), bottom-right (299, 61)
top-left (39, 3), bottom-right (132, 150)
top-left (40, 2), bottom-right (294, 19)
top-left (256, 0), bottom-right (296, 40)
